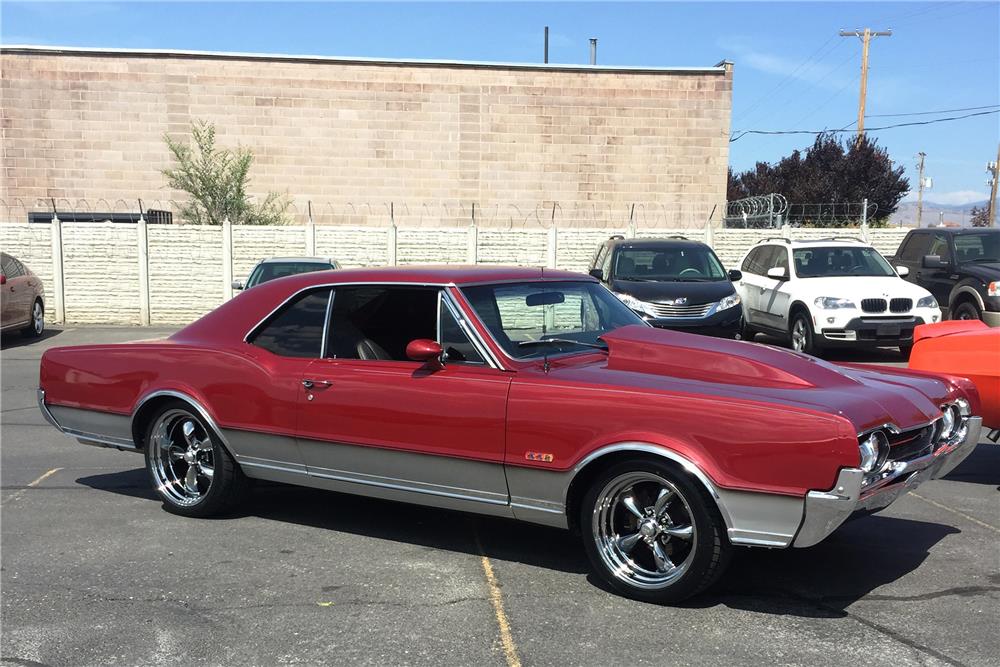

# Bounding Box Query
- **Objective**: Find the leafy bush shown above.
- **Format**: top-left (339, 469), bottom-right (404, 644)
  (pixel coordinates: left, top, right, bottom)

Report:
top-left (163, 121), bottom-right (289, 225)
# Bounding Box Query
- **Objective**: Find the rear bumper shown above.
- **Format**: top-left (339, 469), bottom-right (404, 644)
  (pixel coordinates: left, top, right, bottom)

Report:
top-left (793, 416), bottom-right (982, 547)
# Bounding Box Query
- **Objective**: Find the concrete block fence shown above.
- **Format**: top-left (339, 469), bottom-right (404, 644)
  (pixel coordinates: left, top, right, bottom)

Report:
top-left (0, 221), bottom-right (908, 325)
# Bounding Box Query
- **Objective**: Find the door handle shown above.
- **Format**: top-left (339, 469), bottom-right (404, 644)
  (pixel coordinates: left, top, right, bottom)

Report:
top-left (302, 379), bottom-right (332, 390)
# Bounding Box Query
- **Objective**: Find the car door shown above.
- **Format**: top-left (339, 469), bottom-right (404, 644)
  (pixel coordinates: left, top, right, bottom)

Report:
top-left (760, 246), bottom-right (792, 329)
top-left (1, 255), bottom-right (29, 328)
top-left (295, 285), bottom-right (513, 511)
top-left (923, 233), bottom-right (957, 309)
top-left (736, 247), bottom-right (763, 323)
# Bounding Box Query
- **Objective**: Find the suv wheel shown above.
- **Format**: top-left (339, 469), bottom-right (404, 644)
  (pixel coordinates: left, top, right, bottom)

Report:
top-left (790, 311), bottom-right (820, 356)
top-left (952, 301), bottom-right (982, 322)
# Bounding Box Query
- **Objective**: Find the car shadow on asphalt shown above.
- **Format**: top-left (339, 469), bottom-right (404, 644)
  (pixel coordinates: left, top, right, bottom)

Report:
top-left (0, 327), bottom-right (65, 350)
top-left (941, 442), bottom-right (1000, 486)
top-left (77, 467), bottom-right (970, 616)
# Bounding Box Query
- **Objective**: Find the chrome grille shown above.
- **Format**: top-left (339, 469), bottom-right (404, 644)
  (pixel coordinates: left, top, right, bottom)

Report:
top-left (890, 298), bottom-right (912, 313)
top-left (648, 302), bottom-right (714, 318)
top-left (887, 423), bottom-right (936, 462)
top-left (861, 298), bottom-right (887, 313)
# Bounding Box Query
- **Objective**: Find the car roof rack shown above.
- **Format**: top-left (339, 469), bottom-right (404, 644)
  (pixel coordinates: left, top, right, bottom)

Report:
top-left (755, 237), bottom-right (791, 244)
top-left (609, 234), bottom-right (626, 240)
top-left (668, 235), bottom-right (689, 240)
top-left (812, 236), bottom-right (865, 243)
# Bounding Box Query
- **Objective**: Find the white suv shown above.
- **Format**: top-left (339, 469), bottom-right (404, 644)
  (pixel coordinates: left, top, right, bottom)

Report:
top-left (735, 238), bottom-right (940, 355)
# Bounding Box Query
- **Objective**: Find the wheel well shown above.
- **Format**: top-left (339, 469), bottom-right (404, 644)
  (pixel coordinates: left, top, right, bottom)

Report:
top-left (130, 395), bottom-right (182, 450)
top-left (950, 291), bottom-right (980, 313)
top-left (564, 450), bottom-right (712, 534)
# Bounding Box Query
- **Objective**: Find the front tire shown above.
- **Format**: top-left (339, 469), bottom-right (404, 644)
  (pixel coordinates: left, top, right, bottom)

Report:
top-left (580, 458), bottom-right (732, 604)
top-left (22, 299), bottom-right (43, 338)
top-left (952, 301), bottom-right (982, 322)
top-left (143, 400), bottom-right (248, 517)
top-left (790, 311), bottom-right (820, 356)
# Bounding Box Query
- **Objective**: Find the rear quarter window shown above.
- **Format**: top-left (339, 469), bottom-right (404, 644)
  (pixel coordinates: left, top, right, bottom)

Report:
top-left (250, 288), bottom-right (331, 358)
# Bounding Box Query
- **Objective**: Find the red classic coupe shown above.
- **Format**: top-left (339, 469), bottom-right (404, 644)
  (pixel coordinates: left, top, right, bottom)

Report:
top-left (38, 267), bottom-right (983, 603)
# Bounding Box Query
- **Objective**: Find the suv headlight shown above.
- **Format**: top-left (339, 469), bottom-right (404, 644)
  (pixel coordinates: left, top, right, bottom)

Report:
top-left (717, 293), bottom-right (741, 311)
top-left (814, 297), bottom-right (856, 309)
top-left (916, 295), bottom-right (938, 309)
top-left (859, 430), bottom-right (890, 473)
top-left (988, 281), bottom-right (998, 297)
top-left (614, 293), bottom-right (656, 317)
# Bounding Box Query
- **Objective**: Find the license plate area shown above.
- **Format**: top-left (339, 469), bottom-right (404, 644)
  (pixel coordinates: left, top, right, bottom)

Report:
top-left (877, 324), bottom-right (901, 336)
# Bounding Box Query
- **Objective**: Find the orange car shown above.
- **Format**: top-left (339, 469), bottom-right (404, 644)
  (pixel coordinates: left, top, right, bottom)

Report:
top-left (910, 320), bottom-right (999, 438)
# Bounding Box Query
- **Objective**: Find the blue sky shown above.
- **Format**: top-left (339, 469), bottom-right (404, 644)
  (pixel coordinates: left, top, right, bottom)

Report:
top-left (3, 1), bottom-right (998, 206)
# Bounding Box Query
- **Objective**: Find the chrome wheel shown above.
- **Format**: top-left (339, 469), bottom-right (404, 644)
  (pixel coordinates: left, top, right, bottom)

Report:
top-left (32, 301), bottom-right (44, 334)
top-left (791, 318), bottom-right (807, 352)
top-left (592, 472), bottom-right (697, 590)
top-left (148, 409), bottom-right (215, 506)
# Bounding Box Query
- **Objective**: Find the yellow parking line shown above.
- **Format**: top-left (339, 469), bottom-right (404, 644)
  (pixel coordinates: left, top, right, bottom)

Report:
top-left (2, 467), bottom-right (63, 505)
top-left (911, 492), bottom-right (1000, 534)
top-left (475, 533), bottom-right (522, 667)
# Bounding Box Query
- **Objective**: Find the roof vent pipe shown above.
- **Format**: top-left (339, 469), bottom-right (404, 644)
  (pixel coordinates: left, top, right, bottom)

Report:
top-left (589, 38), bottom-right (597, 65)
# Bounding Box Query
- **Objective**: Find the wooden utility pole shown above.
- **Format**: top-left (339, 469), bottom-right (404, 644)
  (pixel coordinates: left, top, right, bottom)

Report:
top-left (916, 152), bottom-right (927, 227)
top-left (840, 28), bottom-right (892, 139)
top-left (988, 143), bottom-right (999, 228)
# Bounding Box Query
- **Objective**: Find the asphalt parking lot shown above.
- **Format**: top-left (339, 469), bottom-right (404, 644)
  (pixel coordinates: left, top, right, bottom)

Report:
top-left (2, 327), bottom-right (998, 666)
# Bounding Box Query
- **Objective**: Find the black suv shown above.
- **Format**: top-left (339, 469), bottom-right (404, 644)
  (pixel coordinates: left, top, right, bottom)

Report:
top-left (890, 228), bottom-right (999, 326)
top-left (588, 236), bottom-right (744, 338)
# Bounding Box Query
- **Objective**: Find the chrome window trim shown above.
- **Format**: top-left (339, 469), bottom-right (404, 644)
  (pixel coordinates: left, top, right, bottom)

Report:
top-left (439, 290), bottom-right (498, 368)
top-left (319, 289), bottom-right (335, 359)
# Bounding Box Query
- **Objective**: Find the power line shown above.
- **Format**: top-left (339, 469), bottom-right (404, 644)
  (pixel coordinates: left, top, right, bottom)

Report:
top-left (866, 104), bottom-right (1000, 118)
top-left (729, 109), bottom-right (1000, 143)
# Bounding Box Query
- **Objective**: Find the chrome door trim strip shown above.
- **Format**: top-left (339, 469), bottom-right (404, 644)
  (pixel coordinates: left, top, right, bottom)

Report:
top-left (307, 464), bottom-right (510, 506)
top-left (237, 455), bottom-right (308, 475)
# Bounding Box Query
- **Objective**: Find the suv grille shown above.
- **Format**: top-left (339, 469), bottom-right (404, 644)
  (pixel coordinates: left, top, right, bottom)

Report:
top-left (648, 302), bottom-right (714, 318)
top-left (890, 298), bottom-right (912, 313)
top-left (861, 298), bottom-right (887, 313)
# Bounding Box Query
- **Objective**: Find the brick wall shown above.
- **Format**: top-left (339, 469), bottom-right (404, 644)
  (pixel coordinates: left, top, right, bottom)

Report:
top-left (1, 47), bottom-right (732, 227)
top-left (0, 222), bottom-right (908, 325)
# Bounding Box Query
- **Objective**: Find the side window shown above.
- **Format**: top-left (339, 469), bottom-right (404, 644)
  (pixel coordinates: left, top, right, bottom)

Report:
top-left (1, 255), bottom-right (17, 277)
top-left (928, 234), bottom-right (951, 261)
top-left (771, 247), bottom-right (789, 273)
top-left (326, 286), bottom-right (438, 361)
top-left (741, 248), bottom-right (760, 274)
top-left (900, 234), bottom-right (930, 262)
top-left (250, 288), bottom-right (331, 358)
top-left (755, 246), bottom-right (777, 274)
top-left (601, 247), bottom-right (615, 279)
top-left (591, 243), bottom-right (608, 270)
top-left (439, 298), bottom-right (486, 364)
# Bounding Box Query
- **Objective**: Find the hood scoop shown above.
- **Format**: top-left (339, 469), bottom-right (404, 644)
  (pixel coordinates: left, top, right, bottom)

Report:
top-left (601, 325), bottom-right (856, 390)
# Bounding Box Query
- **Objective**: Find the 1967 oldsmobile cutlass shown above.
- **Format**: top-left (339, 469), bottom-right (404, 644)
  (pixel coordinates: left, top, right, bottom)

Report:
top-left (38, 267), bottom-right (983, 603)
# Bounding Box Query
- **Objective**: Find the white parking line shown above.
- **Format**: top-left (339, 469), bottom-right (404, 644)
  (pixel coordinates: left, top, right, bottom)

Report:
top-left (475, 532), bottom-right (522, 667)
top-left (1, 467), bottom-right (63, 505)
top-left (910, 492), bottom-right (999, 534)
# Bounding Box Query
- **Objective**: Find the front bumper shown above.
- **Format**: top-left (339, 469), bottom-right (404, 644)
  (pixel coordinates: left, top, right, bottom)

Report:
top-left (819, 314), bottom-right (930, 347)
top-left (983, 310), bottom-right (1000, 328)
top-left (793, 416), bottom-right (982, 547)
top-left (641, 306), bottom-right (743, 339)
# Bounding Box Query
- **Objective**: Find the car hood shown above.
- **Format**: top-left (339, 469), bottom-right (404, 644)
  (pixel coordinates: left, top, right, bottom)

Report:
top-left (610, 279), bottom-right (735, 304)
top-left (787, 275), bottom-right (932, 300)
top-left (957, 261), bottom-right (1000, 280)
top-left (558, 325), bottom-right (953, 433)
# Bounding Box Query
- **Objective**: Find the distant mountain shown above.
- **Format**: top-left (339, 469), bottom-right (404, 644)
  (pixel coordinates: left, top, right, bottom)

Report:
top-left (888, 200), bottom-right (989, 228)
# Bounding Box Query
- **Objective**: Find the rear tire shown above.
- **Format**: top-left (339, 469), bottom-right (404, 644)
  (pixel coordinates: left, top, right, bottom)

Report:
top-left (790, 310), bottom-right (821, 356)
top-left (579, 458), bottom-right (732, 604)
top-left (143, 399), bottom-right (249, 518)
top-left (22, 299), bottom-right (43, 338)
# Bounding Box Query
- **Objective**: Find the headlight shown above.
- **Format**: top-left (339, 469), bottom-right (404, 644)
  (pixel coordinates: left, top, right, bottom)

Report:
top-left (954, 398), bottom-right (971, 417)
top-left (614, 292), bottom-right (656, 317)
top-left (938, 404), bottom-right (957, 441)
top-left (916, 295), bottom-right (938, 309)
top-left (717, 293), bottom-right (741, 311)
top-left (814, 297), bottom-right (856, 309)
top-left (859, 430), bottom-right (890, 473)
top-left (989, 281), bottom-right (997, 297)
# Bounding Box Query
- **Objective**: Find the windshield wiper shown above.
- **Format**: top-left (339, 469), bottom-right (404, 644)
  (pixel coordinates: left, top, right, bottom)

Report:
top-left (518, 338), bottom-right (609, 351)
top-left (970, 257), bottom-right (999, 263)
top-left (617, 276), bottom-right (658, 282)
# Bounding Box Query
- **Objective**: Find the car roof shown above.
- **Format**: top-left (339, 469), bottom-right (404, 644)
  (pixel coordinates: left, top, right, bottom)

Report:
top-left (611, 237), bottom-right (708, 248)
top-left (912, 227), bottom-right (999, 234)
top-left (271, 265), bottom-right (591, 288)
top-left (259, 256), bottom-right (335, 264)
top-left (755, 238), bottom-right (871, 249)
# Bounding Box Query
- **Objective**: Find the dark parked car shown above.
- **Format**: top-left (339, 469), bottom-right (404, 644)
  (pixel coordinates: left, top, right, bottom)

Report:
top-left (588, 236), bottom-right (743, 338)
top-left (233, 257), bottom-right (340, 291)
top-left (891, 228), bottom-right (1000, 326)
top-left (0, 252), bottom-right (45, 337)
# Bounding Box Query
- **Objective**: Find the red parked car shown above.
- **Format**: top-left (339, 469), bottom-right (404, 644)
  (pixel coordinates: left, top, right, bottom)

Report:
top-left (1, 252), bottom-right (45, 337)
top-left (38, 267), bottom-right (983, 603)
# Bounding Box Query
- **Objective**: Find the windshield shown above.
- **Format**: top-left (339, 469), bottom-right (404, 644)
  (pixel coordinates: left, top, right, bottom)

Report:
top-left (614, 245), bottom-right (726, 282)
top-left (792, 246), bottom-right (896, 278)
top-left (247, 261), bottom-right (333, 287)
top-left (954, 233), bottom-right (1000, 263)
top-left (461, 281), bottom-right (643, 360)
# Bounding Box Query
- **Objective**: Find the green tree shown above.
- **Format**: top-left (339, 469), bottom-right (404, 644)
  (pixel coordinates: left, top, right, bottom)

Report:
top-left (163, 120), bottom-right (289, 225)
top-left (728, 134), bottom-right (910, 226)
top-left (969, 205), bottom-right (991, 227)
